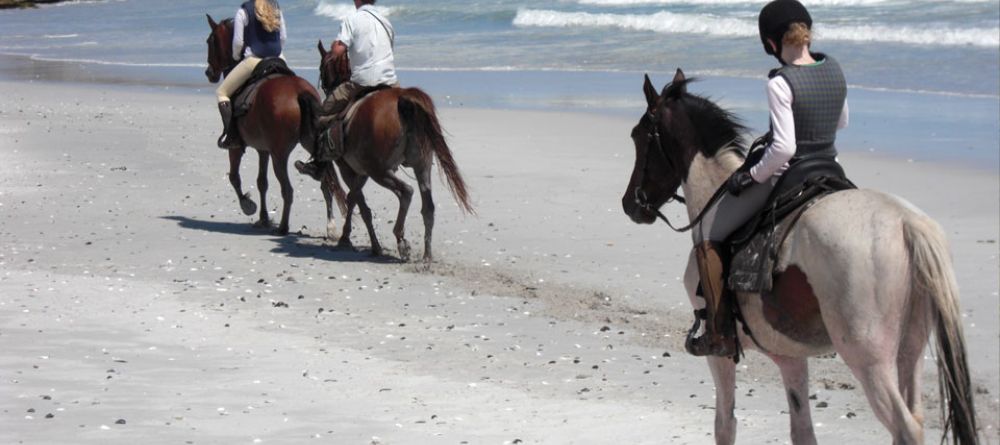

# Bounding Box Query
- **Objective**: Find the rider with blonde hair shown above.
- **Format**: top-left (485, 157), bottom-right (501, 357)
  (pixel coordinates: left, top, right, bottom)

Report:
top-left (686, 0), bottom-right (849, 358)
top-left (215, 0), bottom-right (287, 149)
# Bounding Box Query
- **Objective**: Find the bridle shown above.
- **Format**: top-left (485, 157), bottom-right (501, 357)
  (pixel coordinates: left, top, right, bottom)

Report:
top-left (633, 108), bottom-right (728, 233)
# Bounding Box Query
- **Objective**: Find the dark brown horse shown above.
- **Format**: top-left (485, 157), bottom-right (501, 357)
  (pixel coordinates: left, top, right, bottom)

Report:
top-left (205, 15), bottom-right (345, 237)
top-left (297, 41), bottom-right (474, 261)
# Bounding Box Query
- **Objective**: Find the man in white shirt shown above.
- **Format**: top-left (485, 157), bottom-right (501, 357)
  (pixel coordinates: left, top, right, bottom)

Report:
top-left (298, 0), bottom-right (398, 178)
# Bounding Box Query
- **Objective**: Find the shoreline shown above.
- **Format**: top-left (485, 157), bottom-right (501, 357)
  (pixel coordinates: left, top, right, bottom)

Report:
top-left (0, 77), bottom-right (997, 443)
top-left (1, 51), bottom-right (997, 173)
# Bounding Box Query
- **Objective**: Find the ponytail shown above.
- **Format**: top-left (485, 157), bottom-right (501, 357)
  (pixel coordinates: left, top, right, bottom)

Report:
top-left (254, 0), bottom-right (281, 33)
top-left (783, 22), bottom-right (811, 47)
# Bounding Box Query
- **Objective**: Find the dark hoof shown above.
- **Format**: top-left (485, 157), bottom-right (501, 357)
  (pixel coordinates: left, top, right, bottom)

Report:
top-left (239, 194), bottom-right (257, 216)
top-left (336, 238), bottom-right (355, 250)
top-left (274, 225), bottom-right (290, 236)
top-left (370, 245), bottom-right (383, 257)
top-left (252, 219), bottom-right (272, 229)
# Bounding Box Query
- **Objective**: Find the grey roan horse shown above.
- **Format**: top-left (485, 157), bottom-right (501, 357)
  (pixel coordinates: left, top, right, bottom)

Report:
top-left (622, 70), bottom-right (979, 444)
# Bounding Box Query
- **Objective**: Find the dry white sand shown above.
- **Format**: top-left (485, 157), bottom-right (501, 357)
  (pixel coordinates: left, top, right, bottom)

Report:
top-left (0, 80), bottom-right (996, 444)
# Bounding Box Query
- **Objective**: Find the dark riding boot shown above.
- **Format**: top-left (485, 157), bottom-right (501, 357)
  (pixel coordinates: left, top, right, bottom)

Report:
top-left (685, 241), bottom-right (739, 358)
top-left (296, 120), bottom-right (343, 181)
top-left (217, 101), bottom-right (243, 150)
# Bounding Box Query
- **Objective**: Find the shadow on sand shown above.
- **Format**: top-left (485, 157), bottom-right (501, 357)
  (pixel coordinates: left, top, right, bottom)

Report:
top-left (161, 216), bottom-right (401, 264)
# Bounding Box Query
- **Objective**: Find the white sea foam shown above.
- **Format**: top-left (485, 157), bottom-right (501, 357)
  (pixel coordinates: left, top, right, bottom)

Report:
top-left (578, 0), bottom-right (896, 5)
top-left (313, 1), bottom-right (395, 21)
top-left (514, 9), bottom-right (1000, 48)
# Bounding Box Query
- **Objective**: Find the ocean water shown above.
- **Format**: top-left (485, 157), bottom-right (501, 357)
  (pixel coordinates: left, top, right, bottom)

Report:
top-left (0, 0), bottom-right (998, 166)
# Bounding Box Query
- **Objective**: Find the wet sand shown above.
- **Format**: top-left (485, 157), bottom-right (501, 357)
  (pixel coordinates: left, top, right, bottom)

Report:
top-left (0, 79), bottom-right (997, 444)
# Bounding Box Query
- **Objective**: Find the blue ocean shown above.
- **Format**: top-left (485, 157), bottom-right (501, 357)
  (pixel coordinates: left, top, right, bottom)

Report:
top-left (1, 0), bottom-right (998, 166)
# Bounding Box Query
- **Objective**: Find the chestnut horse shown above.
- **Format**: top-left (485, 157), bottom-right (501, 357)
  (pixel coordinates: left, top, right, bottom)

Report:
top-left (204, 15), bottom-right (345, 237)
top-left (297, 41), bottom-right (473, 261)
top-left (622, 71), bottom-right (978, 444)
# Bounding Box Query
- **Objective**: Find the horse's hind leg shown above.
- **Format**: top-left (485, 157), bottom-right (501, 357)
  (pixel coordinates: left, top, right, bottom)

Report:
top-left (844, 354), bottom-right (924, 444)
top-left (227, 148), bottom-right (258, 216)
top-left (414, 163), bottom-right (435, 262)
top-left (371, 171), bottom-right (414, 261)
top-left (271, 149), bottom-right (294, 235)
top-left (896, 302), bottom-right (931, 435)
top-left (254, 151), bottom-right (272, 228)
top-left (768, 354), bottom-right (817, 445)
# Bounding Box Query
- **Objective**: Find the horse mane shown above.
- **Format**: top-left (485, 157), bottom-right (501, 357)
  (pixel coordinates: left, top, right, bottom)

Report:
top-left (667, 78), bottom-right (747, 158)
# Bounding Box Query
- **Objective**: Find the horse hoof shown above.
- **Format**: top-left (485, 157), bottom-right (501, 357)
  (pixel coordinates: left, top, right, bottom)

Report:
top-left (398, 241), bottom-right (411, 262)
top-left (239, 194), bottom-right (257, 216)
top-left (326, 223), bottom-right (341, 241)
top-left (253, 219), bottom-right (272, 229)
top-left (274, 226), bottom-right (290, 236)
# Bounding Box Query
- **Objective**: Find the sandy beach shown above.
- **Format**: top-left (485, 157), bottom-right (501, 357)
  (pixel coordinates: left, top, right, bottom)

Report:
top-left (0, 79), bottom-right (997, 444)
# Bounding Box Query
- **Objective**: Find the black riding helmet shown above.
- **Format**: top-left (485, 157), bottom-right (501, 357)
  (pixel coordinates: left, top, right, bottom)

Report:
top-left (758, 0), bottom-right (812, 63)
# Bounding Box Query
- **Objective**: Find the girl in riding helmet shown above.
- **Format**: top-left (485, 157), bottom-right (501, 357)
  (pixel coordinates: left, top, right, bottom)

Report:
top-left (215, 0), bottom-right (287, 149)
top-left (686, 0), bottom-right (849, 358)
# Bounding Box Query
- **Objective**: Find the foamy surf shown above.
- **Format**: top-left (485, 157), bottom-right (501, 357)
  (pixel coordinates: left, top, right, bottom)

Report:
top-left (313, 0), bottom-right (396, 21)
top-left (514, 9), bottom-right (1000, 48)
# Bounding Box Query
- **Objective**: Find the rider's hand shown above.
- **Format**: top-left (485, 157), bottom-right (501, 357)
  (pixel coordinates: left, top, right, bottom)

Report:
top-left (726, 171), bottom-right (756, 196)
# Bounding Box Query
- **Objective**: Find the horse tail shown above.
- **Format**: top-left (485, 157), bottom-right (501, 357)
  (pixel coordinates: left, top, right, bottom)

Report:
top-left (904, 215), bottom-right (978, 444)
top-left (397, 89), bottom-right (475, 215)
top-left (297, 90), bottom-right (348, 217)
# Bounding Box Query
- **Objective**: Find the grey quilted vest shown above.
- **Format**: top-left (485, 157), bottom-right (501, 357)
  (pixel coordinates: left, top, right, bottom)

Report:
top-left (771, 54), bottom-right (846, 160)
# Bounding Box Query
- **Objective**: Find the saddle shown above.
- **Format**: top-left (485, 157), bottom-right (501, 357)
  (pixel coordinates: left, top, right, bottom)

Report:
top-left (315, 84), bottom-right (393, 162)
top-left (725, 152), bottom-right (857, 293)
top-left (231, 57), bottom-right (296, 118)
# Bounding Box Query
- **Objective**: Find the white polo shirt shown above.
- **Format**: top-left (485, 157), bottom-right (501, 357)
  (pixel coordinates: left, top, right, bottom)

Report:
top-left (337, 5), bottom-right (398, 87)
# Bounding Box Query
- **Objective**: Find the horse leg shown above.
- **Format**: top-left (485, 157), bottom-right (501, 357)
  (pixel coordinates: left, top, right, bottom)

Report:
top-left (768, 355), bottom-right (817, 445)
top-left (683, 250), bottom-right (737, 445)
top-left (840, 346), bottom-right (924, 444)
top-left (253, 151), bottom-right (272, 228)
top-left (271, 150), bottom-right (294, 236)
top-left (370, 171), bottom-right (414, 262)
top-left (896, 303), bottom-right (930, 438)
top-left (228, 148), bottom-right (258, 216)
top-left (414, 163), bottom-right (435, 262)
top-left (320, 166), bottom-right (342, 241)
top-left (708, 356), bottom-right (737, 445)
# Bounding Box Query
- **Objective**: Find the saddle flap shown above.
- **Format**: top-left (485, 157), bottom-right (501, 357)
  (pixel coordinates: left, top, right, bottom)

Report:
top-left (231, 57), bottom-right (297, 117)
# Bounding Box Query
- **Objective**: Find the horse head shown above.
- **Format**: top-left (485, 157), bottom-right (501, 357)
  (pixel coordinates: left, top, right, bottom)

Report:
top-left (205, 15), bottom-right (236, 83)
top-left (622, 69), bottom-right (745, 224)
top-left (317, 40), bottom-right (351, 96)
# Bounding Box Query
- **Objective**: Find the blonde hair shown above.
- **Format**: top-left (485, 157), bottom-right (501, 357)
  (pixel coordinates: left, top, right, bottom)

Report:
top-left (783, 22), bottom-right (811, 47)
top-left (254, 0), bottom-right (281, 33)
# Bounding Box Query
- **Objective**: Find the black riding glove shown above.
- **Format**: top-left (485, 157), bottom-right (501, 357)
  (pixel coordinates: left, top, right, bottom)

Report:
top-left (726, 171), bottom-right (756, 196)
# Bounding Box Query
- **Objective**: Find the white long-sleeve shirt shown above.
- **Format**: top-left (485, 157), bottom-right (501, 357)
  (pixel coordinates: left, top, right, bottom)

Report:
top-left (750, 76), bottom-right (850, 182)
top-left (232, 7), bottom-right (287, 61)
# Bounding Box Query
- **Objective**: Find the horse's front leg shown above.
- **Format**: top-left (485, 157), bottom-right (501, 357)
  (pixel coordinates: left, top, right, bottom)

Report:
top-left (769, 354), bottom-right (817, 445)
top-left (684, 250), bottom-right (737, 445)
top-left (371, 170), bottom-right (413, 261)
top-left (228, 148), bottom-right (258, 216)
top-left (320, 163), bottom-right (344, 241)
top-left (250, 151), bottom-right (271, 228)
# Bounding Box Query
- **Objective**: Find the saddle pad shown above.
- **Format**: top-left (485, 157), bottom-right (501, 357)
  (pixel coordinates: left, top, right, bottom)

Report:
top-left (727, 203), bottom-right (810, 293)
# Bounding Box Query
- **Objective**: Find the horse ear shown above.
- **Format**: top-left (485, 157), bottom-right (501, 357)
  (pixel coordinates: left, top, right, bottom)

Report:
top-left (317, 40), bottom-right (327, 57)
top-left (642, 74), bottom-right (659, 109)
top-left (207, 14), bottom-right (217, 29)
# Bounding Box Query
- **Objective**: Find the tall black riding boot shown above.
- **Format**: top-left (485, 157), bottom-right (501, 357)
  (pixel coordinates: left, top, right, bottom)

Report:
top-left (217, 101), bottom-right (243, 149)
top-left (685, 241), bottom-right (738, 358)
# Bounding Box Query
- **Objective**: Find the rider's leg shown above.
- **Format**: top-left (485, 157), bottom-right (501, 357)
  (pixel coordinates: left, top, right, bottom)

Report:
top-left (686, 177), bottom-right (776, 358)
top-left (215, 57), bottom-right (261, 149)
top-left (297, 82), bottom-right (361, 179)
